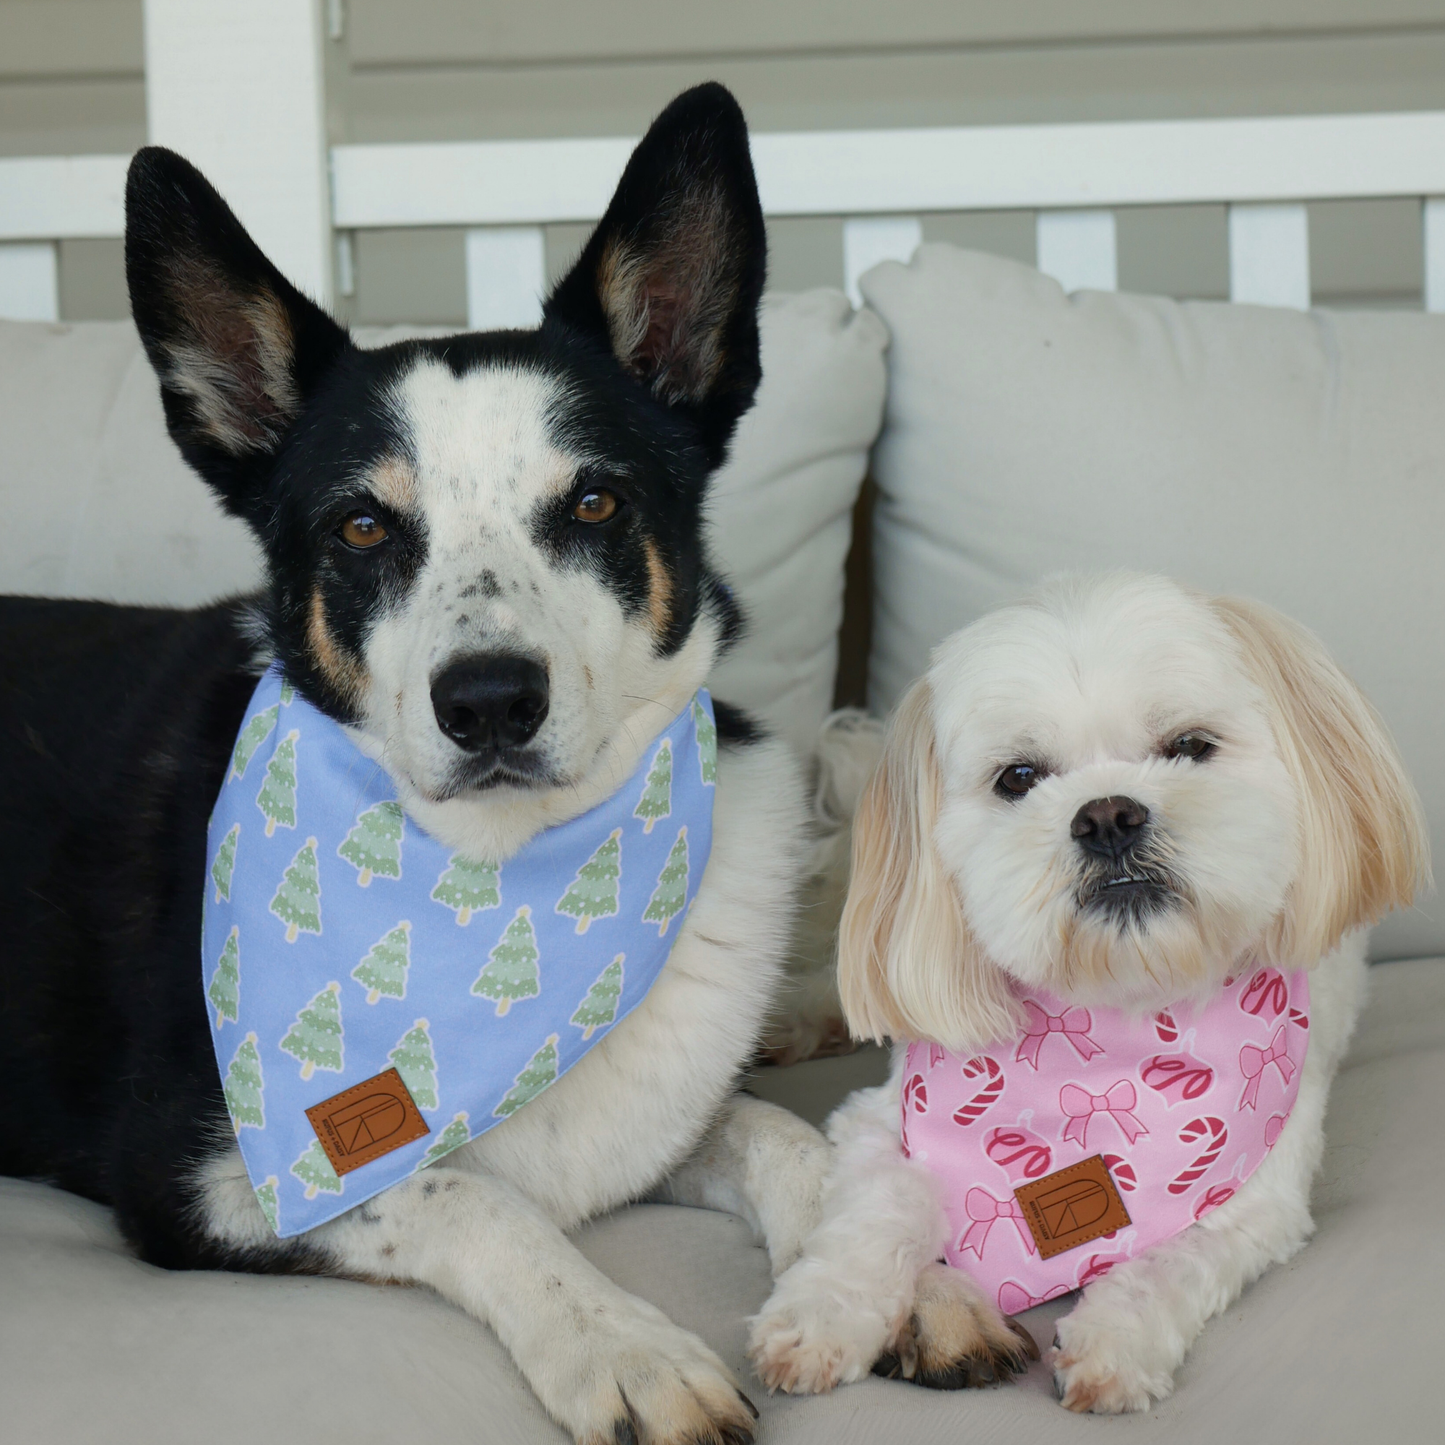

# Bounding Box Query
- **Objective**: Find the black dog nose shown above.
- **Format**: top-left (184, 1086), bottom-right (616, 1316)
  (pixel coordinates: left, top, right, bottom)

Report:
top-left (430, 655), bottom-right (549, 752)
top-left (1071, 796), bottom-right (1149, 859)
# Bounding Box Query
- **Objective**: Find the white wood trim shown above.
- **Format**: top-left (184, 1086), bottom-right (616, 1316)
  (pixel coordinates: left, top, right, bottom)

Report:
top-left (1229, 203), bottom-right (1311, 310)
top-left (842, 216), bottom-right (922, 306)
top-left (0, 241), bottom-right (60, 321)
top-left (1426, 199), bottom-right (1445, 314)
top-left (465, 226), bottom-right (547, 331)
top-left (1036, 210), bottom-right (1118, 293)
top-left (0, 156), bottom-right (127, 242)
top-left (332, 111), bottom-right (1445, 231)
top-left (143, 0), bottom-right (333, 304)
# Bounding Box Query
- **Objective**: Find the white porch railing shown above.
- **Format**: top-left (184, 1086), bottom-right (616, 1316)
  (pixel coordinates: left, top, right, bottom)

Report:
top-left (3, 1), bottom-right (1445, 325)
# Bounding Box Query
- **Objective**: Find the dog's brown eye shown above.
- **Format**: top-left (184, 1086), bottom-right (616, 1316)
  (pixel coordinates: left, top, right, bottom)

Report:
top-left (995, 763), bottom-right (1045, 799)
top-left (1166, 733), bottom-right (1216, 762)
top-left (573, 489), bottom-right (619, 524)
top-left (339, 512), bottom-right (388, 549)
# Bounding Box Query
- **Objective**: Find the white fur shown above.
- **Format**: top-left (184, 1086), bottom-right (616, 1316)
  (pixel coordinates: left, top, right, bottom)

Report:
top-left (751, 573), bottom-right (1427, 1410)
top-left (194, 353), bottom-right (823, 1445)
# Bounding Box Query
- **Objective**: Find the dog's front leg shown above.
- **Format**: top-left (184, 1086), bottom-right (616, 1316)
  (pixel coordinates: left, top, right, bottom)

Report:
top-left (202, 1155), bottom-right (757, 1445)
top-left (746, 1079), bottom-right (1034, 1393)
top-left (657, 1092), bottom-right (832, 1274)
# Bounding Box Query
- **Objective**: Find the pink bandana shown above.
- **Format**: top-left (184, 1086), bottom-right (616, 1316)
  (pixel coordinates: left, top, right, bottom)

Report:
top-left (901, 968), bottom-right (1308, 1313)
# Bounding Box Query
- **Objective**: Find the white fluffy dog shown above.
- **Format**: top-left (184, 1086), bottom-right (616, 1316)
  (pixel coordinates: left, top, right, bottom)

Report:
top-left (749, 572), bottom-right (1428, 1411)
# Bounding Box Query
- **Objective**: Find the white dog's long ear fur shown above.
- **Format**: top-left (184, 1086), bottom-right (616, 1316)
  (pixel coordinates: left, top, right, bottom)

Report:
top-left (1213, 596), bottom-right (1430, 965)
top-left (838, 680), bottom-right (1020, 1050)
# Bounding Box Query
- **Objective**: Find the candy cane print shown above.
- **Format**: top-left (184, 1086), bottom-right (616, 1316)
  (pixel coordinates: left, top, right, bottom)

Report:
top-left (1152, 1008), bottom-right (1179, 1043)
top-left (902, 1071), bottom-right (929, 1115)
top-left (1100, 1153), bottom-right (1138, 1192)
top-left (1168, 1116), bottom-right (1228, 1195)
top-left (952, 1056), bottom-right (1004, 1126)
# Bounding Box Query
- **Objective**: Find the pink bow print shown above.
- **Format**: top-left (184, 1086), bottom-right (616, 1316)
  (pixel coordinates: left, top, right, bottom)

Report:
top-left (959, 1187), bottom-right (1036, 1259)
top-left (1015, 1000), bottom-right (1105, 1068)
top-left (1059, 1080), bottom-right (1149, 1147)
top-left (997, 1279), bottom-right (1071, 1314)
top-left (1237, 1027), bottom-right (1295, 1110)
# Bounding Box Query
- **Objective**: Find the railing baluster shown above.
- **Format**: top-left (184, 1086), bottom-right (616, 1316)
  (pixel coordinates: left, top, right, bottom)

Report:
top-left (465, 227), bottom-right (547, 331)
top-left (1035, 210), bottom-right (1118, 293)
top-left (1228, 203), bottom-right (1310, 309)
top-left (1425, 198), bottom-right (1445, 312)
top-left (842, 216), bottom-right (922, 306)
top-left (0, 241), bottom-right (59, 321)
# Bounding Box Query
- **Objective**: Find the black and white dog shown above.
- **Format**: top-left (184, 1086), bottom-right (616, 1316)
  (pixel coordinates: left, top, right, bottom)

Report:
top-left (0, 85), bottom-right (848, 1444)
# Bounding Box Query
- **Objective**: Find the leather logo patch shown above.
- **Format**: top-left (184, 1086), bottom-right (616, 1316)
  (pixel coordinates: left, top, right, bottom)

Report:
top-left (1014, 1154), bottom-right (1131, 1259)
top-left (305, 1068), bottom-right (429, 1176)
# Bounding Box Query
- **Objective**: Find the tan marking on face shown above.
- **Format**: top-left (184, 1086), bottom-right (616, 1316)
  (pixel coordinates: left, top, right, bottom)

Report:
top-left (642, 537), bottom-right (674, 640)
top-left (368, 455), bottom-right (420, 514)
top-left (308, 586), bottom-right (369, 704)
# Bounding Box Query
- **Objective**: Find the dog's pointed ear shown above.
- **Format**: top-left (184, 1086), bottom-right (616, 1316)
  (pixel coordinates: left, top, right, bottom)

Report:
top-left (838, 680), bottom-right (1021, 1051)
top-left (1212, 596), bottom-right (1431, 964)
top-left (543, 83), bottom-right (766, 467)
top-left (125, 146), bottom-right (353, 513)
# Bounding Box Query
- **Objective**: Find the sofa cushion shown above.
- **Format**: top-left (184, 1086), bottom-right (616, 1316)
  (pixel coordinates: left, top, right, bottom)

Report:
top-left (0, 292), bottom-right (886, 755)
top-left (2, 956), bottom-right (1440, 1443)
top-left (861, 246), bottom-right (1445, 958)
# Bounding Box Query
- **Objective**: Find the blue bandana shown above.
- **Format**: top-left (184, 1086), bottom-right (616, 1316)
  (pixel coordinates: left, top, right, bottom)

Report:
top-left (203, 667), bottom-right (716, 1238)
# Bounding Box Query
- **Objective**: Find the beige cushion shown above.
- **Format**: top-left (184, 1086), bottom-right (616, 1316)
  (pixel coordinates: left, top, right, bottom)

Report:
top-left (3, 956), bottom-right (1440, 1443)
top-left (0, 292), bottom-right (886, 755)
top-left (860, 246), bottom-right (1445, 959)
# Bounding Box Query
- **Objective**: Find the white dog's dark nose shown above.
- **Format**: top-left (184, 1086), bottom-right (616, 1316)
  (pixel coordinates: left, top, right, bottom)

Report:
top-left (430, 655), bottom-right (550, 752)
top-left (1071, 796), bottom-right (1148, 859)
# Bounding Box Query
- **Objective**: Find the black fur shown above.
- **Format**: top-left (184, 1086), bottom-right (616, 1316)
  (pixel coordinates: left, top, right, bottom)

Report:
top-left (0, 83), bottom-right (768, 1270)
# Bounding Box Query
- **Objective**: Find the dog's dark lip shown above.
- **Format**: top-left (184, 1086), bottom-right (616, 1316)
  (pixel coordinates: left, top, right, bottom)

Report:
top-left (433, 752), bottom-right (564, 800)
top-left (1077, 870), bottom-right (1176, 920)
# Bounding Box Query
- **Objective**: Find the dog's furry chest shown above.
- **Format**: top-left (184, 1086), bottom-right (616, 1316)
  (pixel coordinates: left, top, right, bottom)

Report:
top-left (320, 736), bottom-right (804, 1230)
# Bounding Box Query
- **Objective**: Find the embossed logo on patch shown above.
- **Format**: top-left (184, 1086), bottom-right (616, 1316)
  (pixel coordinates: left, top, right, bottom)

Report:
top-left (1013, 1154), bottom-right (1131, 1259)
top-left (305, 1067), bottom-right (429, 1176)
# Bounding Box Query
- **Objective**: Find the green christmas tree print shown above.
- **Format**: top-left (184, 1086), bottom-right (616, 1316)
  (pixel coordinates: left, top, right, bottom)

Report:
top-left (338, 801), bottom-right (404, 886)
top-left (421, 1112), bottom-right (470, 1165)
top-left (279, 980), bottom-right (343, 1081)
top-left (570, 954), bottom-right (624, 1040)
top-left (493, 1034), bottom-right (559, 1118)
top-left (692, 696), bottom-right (717, 785)
top-left (291, 1138), bottom-right (342, 1200)
top-left (352, 921), bottom-right (411, 1004)
top-left (633, 738), bottom-right (673, 833)
top-left (554, 829), bottom-right (622, 934)
top-left (643, 826), bottom-right (689, 936)
top-left (210, 822), bottom-right (240, 903)
top-left (270, 836), bottom-right (322, 943)
top-left (256, 729), bottom-right (300, 836)
top-left (279, 678), bottom-right (295, 706)
top-left (207, 925), bottom-right (241, 1027)
top-left (472, 906), bottom-right (540, 1015)
top-left (222, 1031), bottom-right (265, 1133)
top-left (431, 853), bottom-right (501, 925)
top-left (388, 1018), bottom-right (438, 1110)
top-left (255, 1176), bottom-right (280, 1234)
top-left (230, 704), bottom-right (278, 780)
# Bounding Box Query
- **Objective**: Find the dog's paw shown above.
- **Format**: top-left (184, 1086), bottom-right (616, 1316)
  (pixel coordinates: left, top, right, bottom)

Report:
top-left (873, 1263), bottom-right (1038, 1390)
top-left (748, 1266), bottom-right (895, 1394)
top-left (757, 969), bottom-right (856, 1067)
top-left (544, 1295), bottom-right (756, 1445)
top-left (1050, 1300), bottom-right (1177, 1414)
